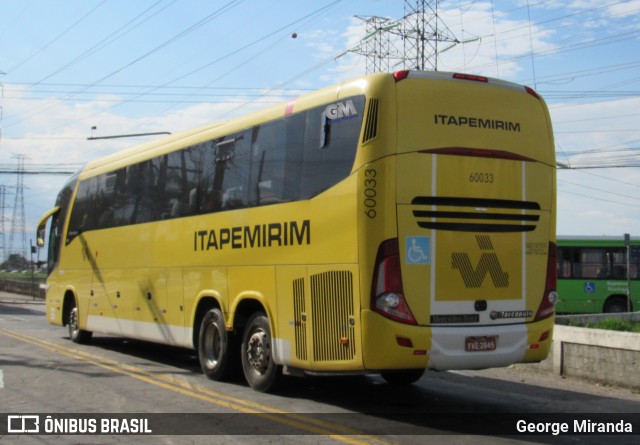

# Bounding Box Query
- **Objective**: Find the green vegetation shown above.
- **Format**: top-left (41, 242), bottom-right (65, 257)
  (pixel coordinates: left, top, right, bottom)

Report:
top-left (567, 318), bottom-right (640, 333)
top-left (0, 270), bottom-right (46, 283)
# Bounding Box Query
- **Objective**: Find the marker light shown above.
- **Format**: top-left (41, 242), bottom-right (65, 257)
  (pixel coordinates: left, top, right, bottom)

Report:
top-left (393, 70), bottom-right (410, 82)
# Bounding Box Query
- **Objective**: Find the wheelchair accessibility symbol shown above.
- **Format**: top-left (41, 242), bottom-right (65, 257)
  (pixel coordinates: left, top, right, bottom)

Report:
top-left (406, 236), bottom-right (430, 265)
top-left (584, 282), bottom-right (596, 293)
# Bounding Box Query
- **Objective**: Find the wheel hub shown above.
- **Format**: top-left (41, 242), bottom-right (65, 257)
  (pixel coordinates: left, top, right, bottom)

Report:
top-left (247, 330), bottom-right (269, 374)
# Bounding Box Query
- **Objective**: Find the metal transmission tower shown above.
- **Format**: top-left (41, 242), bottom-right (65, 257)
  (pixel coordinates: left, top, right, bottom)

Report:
top-left (8, 154), bottom-right (29, 262)
top-left (352, 16), bottom-right (397, 74)
top-left (351, 0), bottom-right (465, 73)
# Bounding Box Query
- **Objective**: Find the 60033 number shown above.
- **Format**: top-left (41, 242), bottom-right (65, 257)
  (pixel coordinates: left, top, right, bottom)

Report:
top-left (469, 172), bottom-right (494, 183)
top-left (364, 168), bottom-right (377, 219)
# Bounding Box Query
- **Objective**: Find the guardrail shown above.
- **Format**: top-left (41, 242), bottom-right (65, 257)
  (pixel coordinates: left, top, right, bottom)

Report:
top-left (0, 278), bottom-right (45, 299)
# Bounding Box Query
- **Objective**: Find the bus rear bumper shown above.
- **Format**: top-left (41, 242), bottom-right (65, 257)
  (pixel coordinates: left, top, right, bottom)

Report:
top-left (428, 320), bottom-right (553, 370)
top-left (361, 310), bottom-right (553, 371)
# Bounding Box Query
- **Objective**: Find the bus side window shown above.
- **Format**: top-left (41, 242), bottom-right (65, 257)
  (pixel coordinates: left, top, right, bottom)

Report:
top-left (249, 115), bottom-right (303, 207)
top-left (184, 144), bottom-right (206, 215)
top-left (161, 149), bottom-right (200, 219)
top-left (557, 247), bottom-right (573, 278)
top-left (319, 113), bottom-right (331, 148)
top-left (202, 132), bottom-right (250, 212)
top-left (301, 96), bottom-right (364, 199)
top-left (579, 248), bottom-right (604, 279)
top-left (67, 177), bottom-right (96, 242)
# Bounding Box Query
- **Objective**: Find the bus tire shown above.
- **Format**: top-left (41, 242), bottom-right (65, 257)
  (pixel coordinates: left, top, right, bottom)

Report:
top-left (198, 308), bottom-right (237, 381)
top-left (241, 312), bottom-right (281, 392)
top-left (604, 296), bottom-right (628, 313)
top-left (68, 304), bottom-right (92, 344)
top-left (381, 369), bottom-right (425, 385)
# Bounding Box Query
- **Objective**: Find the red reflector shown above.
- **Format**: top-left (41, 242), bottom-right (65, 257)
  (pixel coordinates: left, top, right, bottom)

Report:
top-left (396, 336), bottom-right (413, 348)
top-left (393, 70), bottom-right (410, 82)
top-left (413, 350), bottom-right (427, 356)
top-left (284, 100), bottom-right (295, 116)
top-left (340, 337), bottom-right (349, 345)
top-left (453, 73), bottom-right (488, 82)
top-left (530, 344), bottom-right (540, 350)
top-left (538, 330), bottom-right (550, 342)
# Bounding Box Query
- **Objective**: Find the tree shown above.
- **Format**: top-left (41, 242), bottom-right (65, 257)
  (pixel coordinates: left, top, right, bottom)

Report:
top-left (1, 254), bottom-right (30, 271)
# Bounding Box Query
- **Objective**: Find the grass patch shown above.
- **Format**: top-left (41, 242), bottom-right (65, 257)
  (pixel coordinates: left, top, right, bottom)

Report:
top-left (569, 318), bottom-right (640, 333)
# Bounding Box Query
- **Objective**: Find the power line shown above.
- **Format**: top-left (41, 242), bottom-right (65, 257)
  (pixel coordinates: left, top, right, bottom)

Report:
top-left (559, 178), bottom-right (640, 202)
top-left (33, 0), bottom-right (173, 86)
top-left (7, 1), bottom-right (108, 74)
top-left (2, 0), bottom-right (246, 130)
top-left (559, 189), bottom-right (640, 209)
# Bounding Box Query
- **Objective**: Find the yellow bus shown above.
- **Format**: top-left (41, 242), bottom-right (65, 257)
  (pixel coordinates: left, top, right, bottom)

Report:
top-left (37, 70), bottom-right (557, 392)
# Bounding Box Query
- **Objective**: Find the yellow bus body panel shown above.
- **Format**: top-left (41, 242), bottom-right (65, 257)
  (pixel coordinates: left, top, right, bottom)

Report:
top-left (41, 71), bottom-right (555, 376)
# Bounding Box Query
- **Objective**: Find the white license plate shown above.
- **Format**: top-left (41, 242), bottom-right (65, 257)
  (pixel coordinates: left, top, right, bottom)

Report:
top-left (465, 336), bottom-right (497, 352)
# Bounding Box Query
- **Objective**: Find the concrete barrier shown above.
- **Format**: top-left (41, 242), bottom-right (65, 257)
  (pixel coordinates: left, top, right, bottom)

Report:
top-left (528, 313), bottom-right (640, 389)
top-left (0, 279), bottom-right (44, 298)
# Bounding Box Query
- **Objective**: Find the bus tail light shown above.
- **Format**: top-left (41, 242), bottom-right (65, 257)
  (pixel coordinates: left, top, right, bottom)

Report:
top-left (452, 73), bottom-right (488, 82)
top-left (371, 239), bottom-right (417, 325)
top-left (534, 242), bottom-right (557, 321)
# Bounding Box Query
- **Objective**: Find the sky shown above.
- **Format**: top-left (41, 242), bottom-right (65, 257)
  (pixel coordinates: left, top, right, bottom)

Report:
top-left (0, 0), bottom-right (639, 259)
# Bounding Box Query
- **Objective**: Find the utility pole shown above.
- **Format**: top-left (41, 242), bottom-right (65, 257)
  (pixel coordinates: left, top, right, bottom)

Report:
top-left (625, 233), bottom-right (631, 312)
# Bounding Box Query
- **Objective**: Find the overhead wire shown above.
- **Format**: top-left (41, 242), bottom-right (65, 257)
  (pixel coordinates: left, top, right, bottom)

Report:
top-left (6, 1), bottom-right (109, 74)
top-left (559, 190), bottom-right (640, 209)
top-left (141, 0), bottom-right (344, 119)
top-left (43, 0), bottom-right (344, 151)
top-left (33, 0), bottom-right (176, 87)
top-left (2, 0), bottom-right (246, 130)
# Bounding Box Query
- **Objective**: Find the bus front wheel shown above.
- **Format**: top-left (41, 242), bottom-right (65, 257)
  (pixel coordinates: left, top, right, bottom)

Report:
top-left (68, 304), bottom-right (92, 344)
top-left (241, 312), bottom-right (281, 392)
top-left (198, 308), bottom-right (237, 381)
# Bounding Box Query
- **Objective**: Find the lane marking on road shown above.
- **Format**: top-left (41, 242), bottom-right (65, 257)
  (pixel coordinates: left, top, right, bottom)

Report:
top-left (0, 327), bottom-right (390, 445)
top-left (0, 369), bottom-right (4, 389)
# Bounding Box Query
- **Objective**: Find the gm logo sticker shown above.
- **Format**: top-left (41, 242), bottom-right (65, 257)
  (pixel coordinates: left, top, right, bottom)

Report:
top-left (324, 100), bottom-right (358, 121)
top-left (406, 236), bottom-right (430, 265)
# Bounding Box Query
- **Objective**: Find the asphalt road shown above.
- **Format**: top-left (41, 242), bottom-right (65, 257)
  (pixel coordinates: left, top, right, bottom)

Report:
top-left (1, 297), bottom-right (638, 445)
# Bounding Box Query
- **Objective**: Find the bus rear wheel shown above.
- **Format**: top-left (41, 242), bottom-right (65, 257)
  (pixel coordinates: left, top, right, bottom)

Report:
top-left (198, 308), bottom-right (237, 381)
top-left (241, 312), bottom-right (281, 392)
top-left (604, 296), bottom-right (628, 313)
top-left (381, 369), bottom-right (425, 385)
top-left (68, 304), bottom-right (92, 344)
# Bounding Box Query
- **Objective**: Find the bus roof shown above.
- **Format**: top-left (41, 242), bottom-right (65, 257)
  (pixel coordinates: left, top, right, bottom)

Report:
top-left (557, 235), bottom-right (639, 247)
top-left (79, 74), bottom-right (385, 179)
top-left (77, 70), bottom-right (545, 180)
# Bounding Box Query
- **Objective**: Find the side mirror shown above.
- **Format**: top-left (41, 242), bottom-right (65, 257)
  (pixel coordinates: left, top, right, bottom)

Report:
top-left (36, 206), bottom-right (61, 248)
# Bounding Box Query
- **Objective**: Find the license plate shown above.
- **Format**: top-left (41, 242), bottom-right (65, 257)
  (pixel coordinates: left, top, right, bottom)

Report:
top-left (465, 336), bottom-right (497, 352)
